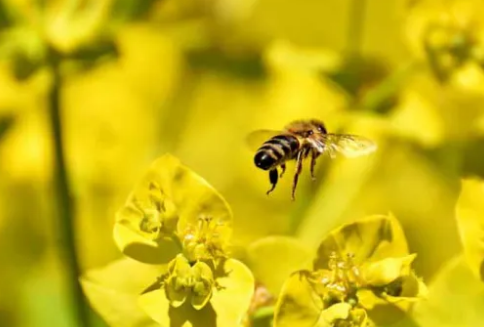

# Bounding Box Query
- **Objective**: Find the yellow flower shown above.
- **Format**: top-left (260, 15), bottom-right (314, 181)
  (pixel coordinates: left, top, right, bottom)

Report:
top-left (113, 153), bottom-right (232, 264)
top-left (274, 214), bottom-right (428, 327)
top-left (405, 0), bottom-right (484, 83)
top-left (84, 153), bottom-right (255, 327)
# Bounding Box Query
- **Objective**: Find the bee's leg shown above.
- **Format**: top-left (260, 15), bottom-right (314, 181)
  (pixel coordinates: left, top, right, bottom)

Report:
top-left (310, 150), bottom-right (320, 181)
top-left (291, 152), bottom-right (303, 201)
top-left (266, 168), bottom-right (278, 195)
top-left (280, 163), bottom-right (286, 178)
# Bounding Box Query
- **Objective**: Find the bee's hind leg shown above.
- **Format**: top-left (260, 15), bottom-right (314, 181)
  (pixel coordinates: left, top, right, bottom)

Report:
top-left (266, 168), bottom-right (279, 195)
top-left (291, 152), bottom-right (304, 201)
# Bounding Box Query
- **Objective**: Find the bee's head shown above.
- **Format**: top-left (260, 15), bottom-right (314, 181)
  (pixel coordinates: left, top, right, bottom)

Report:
top-left (309, 119), bottom-right (327, 134)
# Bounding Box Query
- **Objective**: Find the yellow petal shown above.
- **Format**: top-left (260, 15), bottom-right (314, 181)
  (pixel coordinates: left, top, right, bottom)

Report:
top-left (362, 254), bottom-right (417, 286)
top-left (274, 271), bottom-right (324, 327)
top-left (313, 213), bottom-right (408, 270)
top-left (455, 178), bottom-right (484, 281)
top-left (210, 259), bottom-right (255, 325)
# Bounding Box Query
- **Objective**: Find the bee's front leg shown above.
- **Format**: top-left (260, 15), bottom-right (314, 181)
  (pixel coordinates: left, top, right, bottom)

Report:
top-left (266, 168), bottom-right (279, 195)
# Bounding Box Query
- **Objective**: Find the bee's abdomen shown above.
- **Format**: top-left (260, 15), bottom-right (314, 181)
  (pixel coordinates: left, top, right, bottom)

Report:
top-left (254, 135), bottom-right (299, 170)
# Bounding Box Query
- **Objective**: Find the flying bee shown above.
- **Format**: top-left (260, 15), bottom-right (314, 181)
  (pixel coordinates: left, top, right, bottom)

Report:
top-left (247, 119), bottom-right (377, 200)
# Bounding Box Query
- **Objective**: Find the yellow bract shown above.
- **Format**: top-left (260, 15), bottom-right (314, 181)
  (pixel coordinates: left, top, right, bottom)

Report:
top-left (113, 153), bottom-right (233, 264)
top-left (313, 214), bottom-right (408, 270)
top-left (361, 254), bottom-right (416, 286)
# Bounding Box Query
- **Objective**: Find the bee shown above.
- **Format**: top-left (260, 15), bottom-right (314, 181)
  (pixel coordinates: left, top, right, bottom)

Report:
top-left (247, 119), bottom-right (377, 200)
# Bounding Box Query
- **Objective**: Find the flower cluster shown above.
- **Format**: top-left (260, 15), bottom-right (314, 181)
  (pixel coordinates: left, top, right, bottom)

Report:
top-left (81, 156), bottom-right (428, 327)
top-left (109, 154), bottom-right (254, 326)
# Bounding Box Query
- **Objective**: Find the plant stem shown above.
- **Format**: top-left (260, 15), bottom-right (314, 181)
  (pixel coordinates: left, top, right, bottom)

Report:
top-left (48, 51), bottom-right (91, 327)
top-left (346, 0), bottom-right (367, 55)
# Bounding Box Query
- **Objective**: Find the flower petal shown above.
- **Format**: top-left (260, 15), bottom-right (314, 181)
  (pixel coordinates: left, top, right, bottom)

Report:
top-left (313, 213), bottom-right (408, 270)
top-left (274, 271), bottom-right (324, 327)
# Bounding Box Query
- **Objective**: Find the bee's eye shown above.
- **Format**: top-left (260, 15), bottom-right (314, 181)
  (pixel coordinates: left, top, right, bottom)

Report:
top-left (307, 130), bottom-right (314, 136)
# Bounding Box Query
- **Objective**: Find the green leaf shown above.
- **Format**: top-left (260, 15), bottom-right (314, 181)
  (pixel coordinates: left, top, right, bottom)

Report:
top-left (455, 178), bottom-right (484, 281)
top-left (245, 236), bottom-right (313, 296)
top-left (313, 213), bottom-right (409, 270)
top-left (413, 255), bottom-right (484, 327)
top-left (274, 271), bottom-right (324, 327)
top-left (80, 258), bottom-right (166, 327)
top-left (114, 153), bottom-right (232, 264)
top-left (138, 259), bottom-right (254, 327)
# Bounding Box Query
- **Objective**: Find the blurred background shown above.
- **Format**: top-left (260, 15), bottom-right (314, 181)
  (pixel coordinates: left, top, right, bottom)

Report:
top-left (1, 0), bottom-right (484, 326)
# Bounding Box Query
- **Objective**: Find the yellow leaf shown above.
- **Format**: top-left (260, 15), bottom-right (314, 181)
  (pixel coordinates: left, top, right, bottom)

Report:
top-left (455, 178), bottom-right (484, 281)
top-left (138, 259), bottom-right (254, 326)
top-left (80, 258), bottom-right (166, 327)
top-left (274, 271), bottom-right (324, 327)
top-left (245, 236), bottom-right (313, 296)
top-left (313, 213), bottom-right (409, 270)
top-left (114, 153), bottom-right (232, 264)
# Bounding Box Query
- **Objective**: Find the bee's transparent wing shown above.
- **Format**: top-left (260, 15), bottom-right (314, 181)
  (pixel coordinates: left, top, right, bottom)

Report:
top-left (245, 129), bottom-right (286, 151)
top-left (312, 133), bottom-right (377, 159)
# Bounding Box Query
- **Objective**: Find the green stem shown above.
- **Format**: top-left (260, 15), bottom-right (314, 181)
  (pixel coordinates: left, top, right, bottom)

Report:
top-left (346, 0), bottom-right (367, 55)
top-left (48, 51), bottom-right (91, 327)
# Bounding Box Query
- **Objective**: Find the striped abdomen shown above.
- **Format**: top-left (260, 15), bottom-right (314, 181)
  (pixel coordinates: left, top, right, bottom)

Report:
top-left (254, 135), bottom-right (300, 170)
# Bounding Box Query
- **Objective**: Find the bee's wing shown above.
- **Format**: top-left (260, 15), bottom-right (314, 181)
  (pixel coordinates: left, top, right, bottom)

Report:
top-left (311, 133), bottom-right (377, 159)
top-left (245, 129), bottom-right (286, 151)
